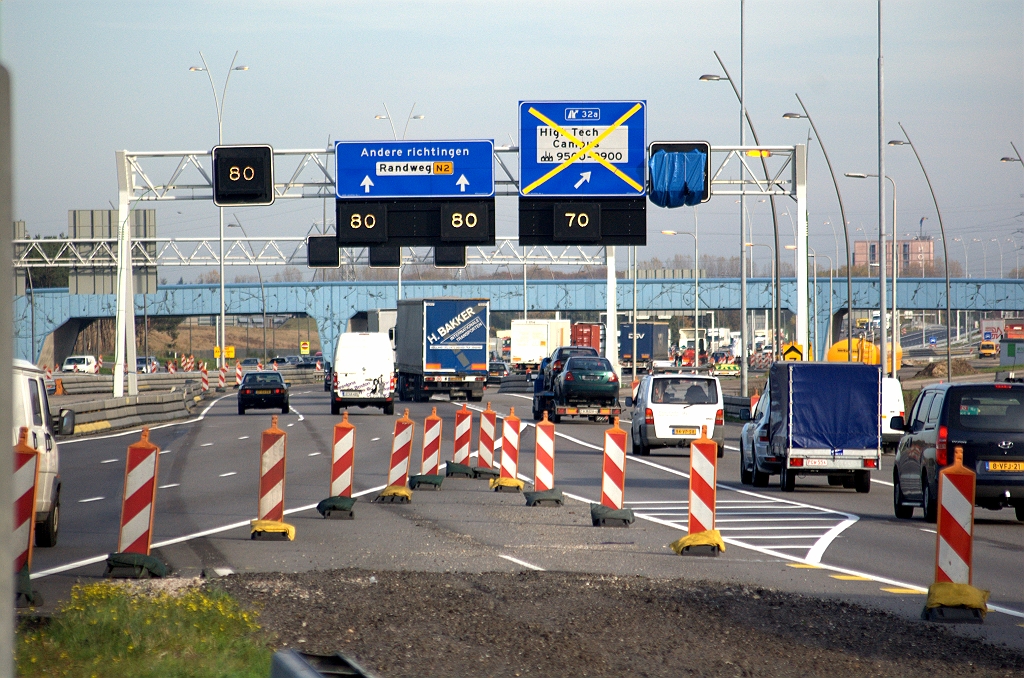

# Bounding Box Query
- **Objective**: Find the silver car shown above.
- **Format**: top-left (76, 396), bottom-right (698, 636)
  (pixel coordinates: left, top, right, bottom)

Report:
top-left (739, 387), bottom-right (776, 487)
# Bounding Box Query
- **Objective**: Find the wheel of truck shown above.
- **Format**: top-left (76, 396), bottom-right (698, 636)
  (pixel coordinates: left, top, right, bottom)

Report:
top-left (893, 473), bottom-right (913, 519)
top-left (752, 468), bottom-right (769, 487)
top-left (739, 443), bottom-right (753, 485)
top-left (532, 408), bottom-right (542, 421)
top-left (331, 400), bottom-right (340, 415)
top-left (854, 470), bottom-right (871, 493)
top-left (780, 463), bottom-right (795, 492)
top-left (35, 494), bottom-right (58, 548)
top-left (551, 412), bottom-right (561, 424)
top-left (1015, 504), bottom-right (1024, 522)
top-left (383, 402), bottom-right (395, 416)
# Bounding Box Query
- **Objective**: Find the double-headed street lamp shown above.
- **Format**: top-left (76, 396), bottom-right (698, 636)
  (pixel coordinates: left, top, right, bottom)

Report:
top-left (190, 51), bottom-right (249, 369)
top-left (662, 229), bottom-right (701, 367)
top-left (889, 123), bottom-right (952, 381)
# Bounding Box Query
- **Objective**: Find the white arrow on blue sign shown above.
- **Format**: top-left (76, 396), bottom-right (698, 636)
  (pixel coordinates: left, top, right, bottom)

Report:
top-left (518, 100), bottom-right (646, 198)
top-left (335, 140), bottom-right (494, 199)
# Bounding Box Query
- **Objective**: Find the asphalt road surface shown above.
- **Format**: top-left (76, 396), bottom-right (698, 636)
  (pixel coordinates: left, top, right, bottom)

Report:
top-left (31, 386), bottom-right (1024, 649)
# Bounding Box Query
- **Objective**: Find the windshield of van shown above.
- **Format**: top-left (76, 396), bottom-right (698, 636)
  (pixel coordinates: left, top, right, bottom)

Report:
top-left (949, 389), bottom-right (1024, 432)
top-left (64, 357), bottom-right (86, 365)
top-left (651, 377), bottom-right (718, 405)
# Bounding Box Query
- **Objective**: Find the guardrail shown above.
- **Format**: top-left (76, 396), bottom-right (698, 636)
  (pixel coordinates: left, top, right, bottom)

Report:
top-left (723, 395), bottom-right (752, 420)
top-left (52, 367), bottom-right (325, 395)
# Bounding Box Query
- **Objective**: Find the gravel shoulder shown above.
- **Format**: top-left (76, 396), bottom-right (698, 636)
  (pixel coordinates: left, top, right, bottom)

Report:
top-left (219, 568), bottom-right (1024, 678)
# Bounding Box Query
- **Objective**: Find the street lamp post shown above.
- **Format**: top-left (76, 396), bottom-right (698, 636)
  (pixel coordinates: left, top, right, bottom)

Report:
top-left (783, 97), bottom-right (854, 362)
top-left (228, 219), bottom-right (267, 363)
top-left (190, 51), bottom-right (248, 370)
top-left (889, 122), bottom-right (952, 381)
top-left (662, 226), bottom-right (700, 367)
top-left (811, 251), bottom-right (835, 361)
top-left (746, 242), bottom-right (775, 355)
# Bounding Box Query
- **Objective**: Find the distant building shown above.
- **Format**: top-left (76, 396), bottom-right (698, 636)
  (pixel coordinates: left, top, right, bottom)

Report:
top-left (67, 209), bottom-right (157, 294)
top-left (853, 237), bottom-right (934, 275)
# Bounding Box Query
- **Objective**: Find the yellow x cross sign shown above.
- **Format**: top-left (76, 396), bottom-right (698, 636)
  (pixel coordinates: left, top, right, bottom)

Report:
top-left (522, 103), bottom-right (644, 195)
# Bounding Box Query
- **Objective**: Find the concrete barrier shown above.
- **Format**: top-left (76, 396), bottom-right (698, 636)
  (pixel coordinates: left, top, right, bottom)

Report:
top-left (50, 387), bottom-right (202, 436)
top-left (53, 367), bottom-right (325, 395)
top-left (723, 395), bottom-right (751, 420)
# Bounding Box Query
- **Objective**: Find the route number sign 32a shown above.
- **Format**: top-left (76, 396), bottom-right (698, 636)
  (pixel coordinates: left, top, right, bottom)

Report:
top-left (212, 145), bottom-right (275, 206)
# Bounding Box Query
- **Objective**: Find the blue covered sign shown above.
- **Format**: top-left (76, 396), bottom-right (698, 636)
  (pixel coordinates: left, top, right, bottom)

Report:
top-left (335, 140), bottom-right (494, 199)
top-left (518, 101), bottom-right (646, 197)
top-left (648, 145), bottom-right (710, 207)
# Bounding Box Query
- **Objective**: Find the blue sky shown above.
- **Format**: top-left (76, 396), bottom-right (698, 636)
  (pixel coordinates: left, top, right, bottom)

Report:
top-left (3, 1), bottom-right (1022, 276)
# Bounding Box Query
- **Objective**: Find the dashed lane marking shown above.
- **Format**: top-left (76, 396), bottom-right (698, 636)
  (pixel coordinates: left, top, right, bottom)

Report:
top-left (287, 423), bottom-right (294, 428)
top-left (201, 443), bottom-right (213, 447)
top-left (920, 528), bottom-right (937, 534)
top-left (159, 483), bottom-right (180, 489)
top-left (78, 497), bottom-right (104, 503)
top-left (831, 574), bottom-right (872, 581)
top-left (239, 436), bottom-right (249, 440)
top-left (308, 452), bottom-right (321, 457)
top-left (787, 563), bottom-right (821, 569)
top-left (31, 483), bottom-right (389, 580)
top-left (100, 459), bottom-right (118, 464)
top-left (218, 472), bottom-right (237, 478)
top-left (499, 554), bottom-right (545, 571)
top-left (371, 437), bottom-right (380, 442)
top-left (881, 587), bottom-right (926, 595)
top-left (159, 450), bottom-right (172, 455)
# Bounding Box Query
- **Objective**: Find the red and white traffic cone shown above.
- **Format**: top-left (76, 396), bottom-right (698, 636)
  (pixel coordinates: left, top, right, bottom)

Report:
top-left (671, 426), bottom-right (724, 555)
top-left (201, 364), bottom-right (209, 392)
top-left (476, 402), bottom-right (499, 479)
top-left (317, 411), bottom-right (356, 519)
top-left (315, 360), bottom-right (323, 372)
top-left (272, 362), bottom-right (279, 372)
top-left (218, 364), bottom-right (227, 389)
top-left (592, 417), bottom-right (634, 526)
top-left (235, 361), bottom-right (243, 387)
top-left (97, 355), bottom-right (103, 373)
top-left (411, 408), bottom-right (444, 490)
top-left (106, 428), bottom-right (166, 577)
top-left (492, 407), bottom-right (523, 492)
top-left (447, 403), bottom-right (474, 477)
top-left (167, 361), bottom-right (176, 375)
top-left (44, 366), bottom-right (52, 380)
top-left (250, 415), bottom-right (294, 540)
top-left (378, 409), bottom-right (414, 502)
top-left (923, 446), bottom-right (987, 621)
top-left (13, 428), bottom-right (40, 605)
top-left (525, 410), bottom-right (563, 506)
top-left (257, 361), bottom-right (263, 370)
top-left (73, 363), bottom-right (78, 373)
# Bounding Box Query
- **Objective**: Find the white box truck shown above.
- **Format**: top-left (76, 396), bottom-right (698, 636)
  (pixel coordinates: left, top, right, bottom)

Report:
top-left (510, 319), bottom-right (571, 372)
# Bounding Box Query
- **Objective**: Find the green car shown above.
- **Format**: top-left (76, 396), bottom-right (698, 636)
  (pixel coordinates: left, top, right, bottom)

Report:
top-left (554, 356), bottom-right (620, 406)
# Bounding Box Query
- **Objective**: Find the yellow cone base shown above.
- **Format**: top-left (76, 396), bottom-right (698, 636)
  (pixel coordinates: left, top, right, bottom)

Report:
top-left (376, 485), bottom-right (413, 503)
top-left (922, 582), bottom-right (989, 623)
top-left (250, 519), bottom-right (295, 541)
top-left (490, 477), bottom-right (525, 492)
top-left (671, 530), bottom-right (726, 556)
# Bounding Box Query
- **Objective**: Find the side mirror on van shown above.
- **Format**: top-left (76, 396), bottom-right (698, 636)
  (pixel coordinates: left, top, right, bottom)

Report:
top-left (889, 415), bottom-right (906, 432)
top-left (58, 409), bottom-right (75, 436)
top-left (625, 396), bottom-right (633, 408)
top-left (388, 328), bottom-right (395, 341)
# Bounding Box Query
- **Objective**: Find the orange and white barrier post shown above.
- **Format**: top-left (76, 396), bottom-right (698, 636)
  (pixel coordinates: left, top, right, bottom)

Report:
top-left (13, 428), bottom-right (39, 598)
top-left (378, 409), bottom-right (414, 502)
top-left (218, 364), bottom-right (227, 389)
top-left (923, 446), bottom-right (987, 621)
top-left (670, 426), bottom-right (724, 555)
top-left (315, 360), bottom-right (323, 372)
top-left (167, 361), bottom-right (176, 375)
top-left (272, 362), bottom-right (279, 372)
top-left (201, 364), bottom-right (209, 392)
top-left (235, 361), bottom-right (243, 387)
top-left (317, 412), bottom-right (357, 519)
top-left (44, 366), bottom-right (52, 380)
top-left (592, 418), bottom-right (633, 526)
top-left (97, 355), bottom-right (103, 373)
top-left (454, 403), bottom-right (472, 465)
top-left (250, 415), bottom-right (294, 540)
top-left (492, 407), bottom-right (523, 492)
top-left (533, 411), bottom-right (555, 492)
top-left (104, 429), bottom-right (168, 578)
top-left (477, 403), bottom-right (498, 477)
top-left (420, 407), bottom-right (442, 476)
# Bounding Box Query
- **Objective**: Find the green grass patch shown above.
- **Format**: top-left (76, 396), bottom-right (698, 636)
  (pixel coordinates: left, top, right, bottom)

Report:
top-left (17, 582), bottom-right (271, 678)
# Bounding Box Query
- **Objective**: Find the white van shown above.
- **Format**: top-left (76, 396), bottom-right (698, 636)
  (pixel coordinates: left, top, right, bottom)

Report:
top-left (330, 332), bottom-right (395, 415)
top-left (881, 376), bottom-right (906, 453)
top-left (13, 360), bottom-right (75, 547)
top-left (61, 355), bottom-right (98, 373)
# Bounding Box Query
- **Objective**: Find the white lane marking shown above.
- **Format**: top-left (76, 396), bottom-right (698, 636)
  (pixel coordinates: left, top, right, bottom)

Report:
top-left (239, 436), bottom-right (250, 440)
top-left (201, 443), bottom-right (213, 447)
top-left (371, 437), bottom-right (381, 442)
top-left (159, 450), bottom-right (172, 455)
top-left (31, 484), bottom-right (388, 580)
top-left (60, 393), bottom-right (235, 444)
top-left (920, 528), bottom-right (937, 534)
top-left (100, 459), bottom-right (118, 464)
top-left (219, 472), bottom-right (237, 477)
top-left (213, 567), bottom-right (235, 577)
top-left (159, 483), bottom-right (180, 489)
top-left (287, 423), bottom-right (294, 428)
top-left (499, 554), bottom-right (545, 571)
top-left (78, 497), bottom-right (104, 503)
top-left (308, 452), bottom-right (321, 457)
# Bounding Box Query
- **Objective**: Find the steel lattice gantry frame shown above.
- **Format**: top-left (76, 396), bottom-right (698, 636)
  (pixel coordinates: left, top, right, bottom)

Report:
top-left (101, 143), bottom-right (805, 396)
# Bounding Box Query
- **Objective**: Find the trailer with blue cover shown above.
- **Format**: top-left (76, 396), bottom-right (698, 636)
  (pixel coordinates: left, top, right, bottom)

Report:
top-left (754, 361), bottom-right (881, 492)
top-left (395, 298), bottom-right (489, 402)
top-left (619, 322), bottom-right (670, 370)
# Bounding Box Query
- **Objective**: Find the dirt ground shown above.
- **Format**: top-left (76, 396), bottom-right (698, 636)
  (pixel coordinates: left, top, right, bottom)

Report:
top-left (218, 569), bottom-right (1024, 677)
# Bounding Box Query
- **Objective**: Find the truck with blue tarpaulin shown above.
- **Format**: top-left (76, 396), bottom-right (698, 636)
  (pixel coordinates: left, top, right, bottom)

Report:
top-left (755, 361), bottom-right (881, 493)
top-left (618, 322), bottom-right (670, 370)
top-left (395, 298), bottom-right (489, 402)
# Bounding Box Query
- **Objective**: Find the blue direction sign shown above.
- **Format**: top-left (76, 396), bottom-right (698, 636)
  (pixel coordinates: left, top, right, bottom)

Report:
top-left (518, 100), bottom-right (646, 197)
top-left (335, 140), bottom-right (494, 199)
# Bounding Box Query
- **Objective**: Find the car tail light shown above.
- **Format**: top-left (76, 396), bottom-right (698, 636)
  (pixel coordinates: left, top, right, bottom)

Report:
top-left (645, 408), bottom-right (654, 425)
top-left (565, 372), bottom-right (574, 381)
top-left (758, 430), bottom-right (769, 443)
top-left (936, 424), bottom-right (948, 466)
top-left (995, 383), bottom-right (1011, 389)
top-left (553, 360), bottom-right (562, 373)
top-left (333, 372), bottom-right (339, 387)
top-left (715, 409), bottom-right (724, 426)
top-left (790, 458), bottom-right (804, 467)
top-left (390, 375), bottom-right (397, 391)
top-left (863, 459), bottom-right (878, 468)
top-left (274, 388), bottom-right (283, 394)
top-left (608, 373), bottom-right (619, 383)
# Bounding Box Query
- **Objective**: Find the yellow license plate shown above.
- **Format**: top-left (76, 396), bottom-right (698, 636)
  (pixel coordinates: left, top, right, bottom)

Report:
top-left (987, 461), bottom-right (1024, 472)
top-left (672, 427), bottom-right (698, 436)
top-left (256, 390), bottom-right (271, 395)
